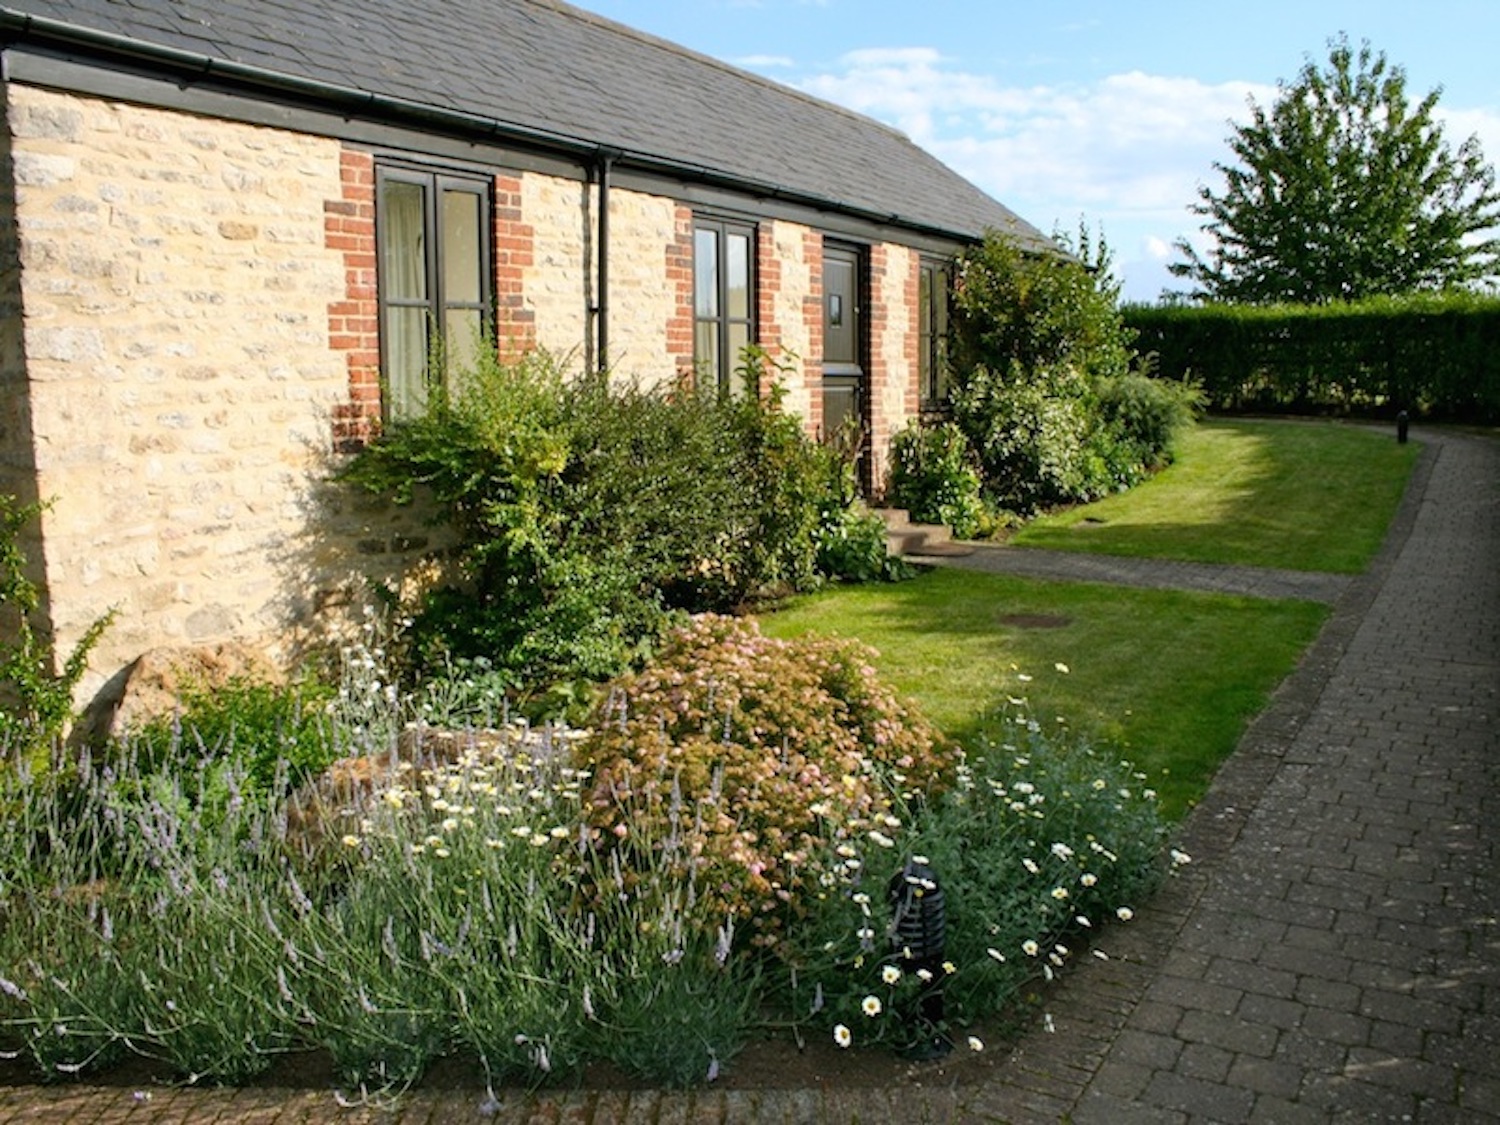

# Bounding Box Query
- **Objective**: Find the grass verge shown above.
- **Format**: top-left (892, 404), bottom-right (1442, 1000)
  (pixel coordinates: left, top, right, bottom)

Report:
top-left (1011, 419), bottom-right (1420, 572)
top-left (761, 567), bottom-right (1328, 820)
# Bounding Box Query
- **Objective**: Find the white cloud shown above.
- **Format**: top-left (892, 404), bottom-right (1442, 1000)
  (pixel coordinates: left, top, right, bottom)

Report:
top-left (799, 52), bottom-right (1270, 221)
top-left (779, 47), bottom-right (1500, 300)
top-left (1144, 235), bottom-right (1173, 261)
top-left (788, 50), bottom-right (1277, 298)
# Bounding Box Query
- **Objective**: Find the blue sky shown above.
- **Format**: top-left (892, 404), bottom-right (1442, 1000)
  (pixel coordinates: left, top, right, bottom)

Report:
top-left (568, 0), bottom-right (1500, 302)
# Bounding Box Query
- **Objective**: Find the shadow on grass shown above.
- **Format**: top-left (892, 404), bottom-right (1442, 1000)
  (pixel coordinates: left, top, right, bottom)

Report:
top-left (1012, 420), bottom-right (1420, 573)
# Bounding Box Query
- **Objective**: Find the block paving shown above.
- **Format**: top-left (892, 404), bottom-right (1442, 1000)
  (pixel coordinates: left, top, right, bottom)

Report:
top-left (2, 427), bottom-right (1495, 1123)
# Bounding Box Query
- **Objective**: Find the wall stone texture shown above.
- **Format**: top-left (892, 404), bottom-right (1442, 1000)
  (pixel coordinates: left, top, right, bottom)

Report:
top-left (4, 86), bottom-right (430, 705)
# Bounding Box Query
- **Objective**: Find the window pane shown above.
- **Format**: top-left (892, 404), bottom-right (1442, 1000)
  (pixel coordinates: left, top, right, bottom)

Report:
top-left (919, 267), bottom-right (933, 336)
top-left (441, 189), bottom-right (483, 304)
top-left (695, 321), bottom-right (719, 386)
top-left (728, 322), bottom-right (751, 394)
top-left (726, 232), bottom-right (750, 320)
top-left (385, 306), bottom-right (429, 420)
top-left (444, 308), bottom-right (482, 375)
top-left (694, 228), bottom-right (719, 318)
top-left (381, 181), bottom-right (427, 301)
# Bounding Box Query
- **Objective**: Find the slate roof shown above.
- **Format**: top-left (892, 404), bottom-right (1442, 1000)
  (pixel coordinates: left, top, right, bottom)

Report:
top-left (1, 0), bottom-right (1051, 249)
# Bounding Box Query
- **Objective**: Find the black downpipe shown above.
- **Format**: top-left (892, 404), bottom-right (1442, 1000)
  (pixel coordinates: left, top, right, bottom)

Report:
top-left (595, 148), bottom-right (618, 376)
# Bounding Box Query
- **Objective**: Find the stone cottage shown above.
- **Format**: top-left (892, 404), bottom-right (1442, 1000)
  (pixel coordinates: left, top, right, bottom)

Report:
top-left (0, 0), bottom-right (1052, 711)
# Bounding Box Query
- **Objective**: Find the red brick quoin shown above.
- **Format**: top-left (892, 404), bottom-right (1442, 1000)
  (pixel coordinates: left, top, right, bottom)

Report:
top-left (326, 149), bottom-right (379, 453)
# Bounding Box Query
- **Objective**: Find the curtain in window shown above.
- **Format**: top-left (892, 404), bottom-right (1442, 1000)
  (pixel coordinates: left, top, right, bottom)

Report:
top-left (381, 180), bottom-right (429, 419)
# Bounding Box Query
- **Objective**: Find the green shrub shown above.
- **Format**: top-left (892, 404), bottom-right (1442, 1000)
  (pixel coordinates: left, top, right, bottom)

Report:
top-left (953, 227), bottom-right (1134, 384)
top-left (1, 496), bottom-right (113, 761)
top-left (577, 614), bottom-right (958, 950)
top-left (126, 677), bottom-right (338, 796)
top-left (340, 346), bottom-right (884, 705)
top-left (781, 706), bottom-right (1171, 1052)
top-left (0, 633), bottom-right (1179, 1087)
top-left (951, 361), bottom-right (1112, 513)
top-left (887, 422), bottom-right (987, 538)
top-left (1094, 372), bottom-right (1205, 480)
top-left (1124, 292), bottom-right (1500, 422)
top-left (946, 228), bottom-right (1166, 514)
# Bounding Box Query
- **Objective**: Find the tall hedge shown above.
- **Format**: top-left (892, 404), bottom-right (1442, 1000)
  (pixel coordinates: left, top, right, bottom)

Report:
top-left (1123, 293), bottom-right (1500, 422)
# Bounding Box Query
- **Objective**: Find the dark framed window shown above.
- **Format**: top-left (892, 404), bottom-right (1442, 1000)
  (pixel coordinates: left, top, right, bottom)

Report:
top-left (693, 217), bottom-right (756, 395)
top-left (377, 164), bottom-right (493, 421)
top-left (919, 258), bottom-right (952, 405)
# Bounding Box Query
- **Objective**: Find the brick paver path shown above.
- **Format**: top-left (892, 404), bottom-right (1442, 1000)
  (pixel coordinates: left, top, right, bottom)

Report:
top-left (969, 429), bottom-right (1500, 1123)
top-left (2, 429), bottom-right (1495, 1123)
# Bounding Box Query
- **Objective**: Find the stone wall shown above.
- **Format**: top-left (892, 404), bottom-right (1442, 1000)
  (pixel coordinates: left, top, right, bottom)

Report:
top-left (3, 85), bottom-right (434, 704)
top-left (758, 220), bottom-right (822, 427)
top-left (868, 243), bottom-right (921, 491)
top-left (519, 171), bottom-right (588, 364)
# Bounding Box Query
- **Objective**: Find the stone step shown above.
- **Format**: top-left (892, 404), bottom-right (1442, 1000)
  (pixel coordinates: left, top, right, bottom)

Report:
top-left (872, 508), bottom-right (974, 558)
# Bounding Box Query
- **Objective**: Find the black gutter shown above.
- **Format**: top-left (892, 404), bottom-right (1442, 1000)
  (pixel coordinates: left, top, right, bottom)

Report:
top-left (0, 7), bottom-right (1007, 249)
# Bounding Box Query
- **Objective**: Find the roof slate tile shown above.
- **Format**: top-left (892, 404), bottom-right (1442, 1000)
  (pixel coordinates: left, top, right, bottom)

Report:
top-left (4, 0), bottom-right (1050, 246)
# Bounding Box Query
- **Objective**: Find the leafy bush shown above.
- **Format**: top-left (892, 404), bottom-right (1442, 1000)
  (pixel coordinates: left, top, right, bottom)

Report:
top-left (577, 614), bottom-right (958, 949)
top-left (1093, 372), bottom-right (1205, 481)
top-left (1124, 293), bottom-right (1500, 421)
top-left (127, 677), bottom-right (338, 795)
top-left (816, 505), bottom-right (914, 583)
top-left (887, 422), bottom-right (987, 538)
top-left (945, 231), bottom-right (1202, 513)
top-left (783, 703), bottom-right (1173, 1052)
top-left (0, 644), bottom-right (1177, 1089)
top-left (340, 346), bottom-right (885, 706)
top-left (951, 361), bottom-right (1112, 513)
top-left (953, 226), bottom-right (1134, 385)
top-left (1, 495), bottom-right (113, 761)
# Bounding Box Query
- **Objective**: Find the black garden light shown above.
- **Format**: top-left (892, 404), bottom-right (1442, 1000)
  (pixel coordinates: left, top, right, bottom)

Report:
top-left (887, 855), bottom-right (952, 1059)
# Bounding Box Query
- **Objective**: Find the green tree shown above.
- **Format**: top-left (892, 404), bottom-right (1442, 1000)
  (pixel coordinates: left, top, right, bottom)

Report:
top-left (1171, 35), bottom-right (1500, 304)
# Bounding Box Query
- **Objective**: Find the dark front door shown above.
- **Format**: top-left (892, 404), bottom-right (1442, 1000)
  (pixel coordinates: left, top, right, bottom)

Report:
top-left (821, 244), bottom-right (868, 490)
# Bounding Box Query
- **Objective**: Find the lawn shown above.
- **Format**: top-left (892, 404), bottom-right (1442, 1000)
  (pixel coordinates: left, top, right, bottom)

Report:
top-left (762, 418), bottom-right (1421, 820)
top-left (1011, 419), bottom-right (1420, 572)
top-left (760, 568), bottom-right (1326, 821)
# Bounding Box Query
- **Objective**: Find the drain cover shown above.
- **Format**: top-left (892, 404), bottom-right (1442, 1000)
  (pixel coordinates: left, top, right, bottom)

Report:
top-left (998, 613), bottom-right (1072, 629)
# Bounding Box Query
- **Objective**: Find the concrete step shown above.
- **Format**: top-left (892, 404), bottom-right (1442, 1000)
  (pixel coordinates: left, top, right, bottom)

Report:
top-left (872, 508), bottom-right (974, 558)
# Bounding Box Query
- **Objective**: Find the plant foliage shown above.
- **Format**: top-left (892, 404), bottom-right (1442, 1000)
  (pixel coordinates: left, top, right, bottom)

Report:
top-left (0, 622), bottom-right (1174, 1090)
top-left (1, 495), bottom-right (113, 759)
top-left (1124, 292), bottom-right (1500, 421)
top-left (887, 422), bottom-right (987, 539)
top-left (944, 229), bottom-right (1198, 514)
top-left (340, 346), bottom-right (889, 705)
top-left (952, 225), bottom-right (1133, 384)
top-left (1170, 35), bottom-right (1500, 303)
top-left (578, 614), bottom-right (958, 950)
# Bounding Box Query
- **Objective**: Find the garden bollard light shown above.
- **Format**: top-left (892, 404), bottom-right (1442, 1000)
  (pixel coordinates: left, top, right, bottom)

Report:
top-left (1397, 410), bottom-right (1410, 444)
top-left (887, 856), bottom-right (952, 1059)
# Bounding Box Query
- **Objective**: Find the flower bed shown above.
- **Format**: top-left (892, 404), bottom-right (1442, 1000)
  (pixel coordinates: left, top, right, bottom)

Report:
top-left (0, 615), bottom-right (1175, 1093)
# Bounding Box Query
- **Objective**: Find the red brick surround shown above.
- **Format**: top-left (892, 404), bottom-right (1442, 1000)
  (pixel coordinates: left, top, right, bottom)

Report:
top-left (666, 207), bottom-right (695, 379)
top-left (326, 149), bottom-right (379, 452)
top-left (493, 174), bottom-right (536, 355)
